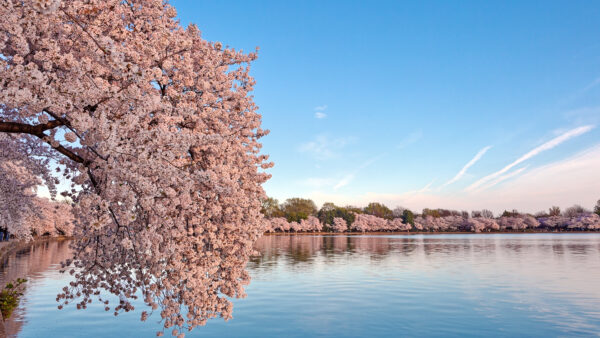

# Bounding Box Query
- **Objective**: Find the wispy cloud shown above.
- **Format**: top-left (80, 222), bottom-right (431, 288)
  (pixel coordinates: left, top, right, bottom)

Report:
top-left (581, 76), bottom-right (600, 93)
top-left (417, 179), bottom-right (436, 193)
top-left (314, 105), bottom-right (328, 119)
top-left (397, 130), bottom-right (422, 149)
top-left (315, 111), bottom-right (327, 119)
top-left (476, 166), bottom-right (528, 192)
top-left (334, 174), bottom-right (354, 190)
top-left (298, 135), bottom-right (354, 160)
top-left (441, 145), bottom-right (492, 188)
top-left (465, 125), bottom-right (594, 192)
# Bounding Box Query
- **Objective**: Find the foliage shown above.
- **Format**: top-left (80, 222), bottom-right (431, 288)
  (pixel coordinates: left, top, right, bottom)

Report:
top-left (423, 208), bottom-right (464, 218)
top-left (317, 203), bottom-right (356, 230)
top-left (0, 278), bottom-right (27, 320)
top-left (282, 198), bottom-right (318, 222)
top-left (595, 200), bottom-right (600, 216)
top-left (402, 209), bottom-right (415, 226)
top-left (260, 197), bottom-right (284, 218)
top-left (363, 202), bottom-right (393, 219)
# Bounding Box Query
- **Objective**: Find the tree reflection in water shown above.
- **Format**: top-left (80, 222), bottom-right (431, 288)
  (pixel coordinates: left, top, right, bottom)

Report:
top-left (250, 234), bottom-right (600, 271)
top-left (0, 240), bottom-right (72, 336)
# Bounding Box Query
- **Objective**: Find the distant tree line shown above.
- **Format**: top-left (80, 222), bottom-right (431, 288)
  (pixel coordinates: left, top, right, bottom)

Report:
top-left (261, 197), bottom-right (600, 233)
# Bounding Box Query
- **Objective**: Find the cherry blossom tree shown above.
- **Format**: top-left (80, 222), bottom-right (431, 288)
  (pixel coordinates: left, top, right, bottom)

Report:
top-left (388, 218), bottom-right (411, 231)
top-left (350, 214), bottom-right (392, 232)
top-left (0, 134), bottom-right (59, 239)
top-left (538, 216), bottom-right (569, 230)
top-left (465, 217), bottom-right (500, 232)
top-left (414, 215), bottom-right (463, 232)
top-left (264, 217), bottom-right (289, 233)
top-left (26, 197), bottom-right (75, 237)
top-left (0, 1), bottom-right (271, 336)
top-left (498, 215), bottom-right (540, 231)
top-left (299, 216), bottom-right (323, 232)
top-left (332, 217), bottom-right (348, 233)
top-left (565, 212), bottom-right (600, 230)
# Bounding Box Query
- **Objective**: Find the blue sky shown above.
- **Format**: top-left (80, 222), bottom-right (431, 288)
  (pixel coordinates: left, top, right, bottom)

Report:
top-left (172, 0), bottom-right (600, 213)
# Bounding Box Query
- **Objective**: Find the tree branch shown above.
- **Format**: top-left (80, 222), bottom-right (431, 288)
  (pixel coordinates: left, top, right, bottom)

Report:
top-left (0, 120), bottom-right (88, 165)
top-left (0, 120), bottom-right (63, 134)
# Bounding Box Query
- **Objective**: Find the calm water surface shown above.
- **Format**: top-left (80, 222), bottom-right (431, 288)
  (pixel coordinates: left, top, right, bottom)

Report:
top-left (1, 234), bottom-right (600, 337)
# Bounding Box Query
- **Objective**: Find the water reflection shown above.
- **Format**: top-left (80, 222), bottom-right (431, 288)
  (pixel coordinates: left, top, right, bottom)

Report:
top-left (251, 233), bottom-right (600, 266)
top-left (2, 234), bottom-right (600, 337)
top-left (0, 240), bottom-right (72, 337)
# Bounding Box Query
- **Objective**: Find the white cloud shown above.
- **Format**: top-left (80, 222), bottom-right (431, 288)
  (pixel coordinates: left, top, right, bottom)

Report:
top-left (441, 145), bottom-right (491, 188)
top-left (314, 105), bottom-right (327, 119)
top-left (315, 111), bottom-right (327, 119)
top-left (465, 125), bottom-right (594, 192)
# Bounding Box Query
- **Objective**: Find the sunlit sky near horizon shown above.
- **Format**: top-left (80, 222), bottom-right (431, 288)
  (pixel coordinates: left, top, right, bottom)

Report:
top-left (172, 0), bottom-right (600, 213)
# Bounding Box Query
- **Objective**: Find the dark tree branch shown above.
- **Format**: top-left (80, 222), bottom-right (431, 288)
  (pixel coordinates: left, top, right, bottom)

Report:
top-left (0, 119), bottom-right (63, 134)
top-left (0, 120), bottom-right (88, 165)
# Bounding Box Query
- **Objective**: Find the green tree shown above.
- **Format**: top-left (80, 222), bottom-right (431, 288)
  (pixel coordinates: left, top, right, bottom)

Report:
top-left (364, 202), bottom-right (393, 219)
top-left (282, 198), bottom-right (318, 222)
top-left (594, 199), bottom-right (600, 216)
top-left (345, 205), bottom-right (363, 214)
top-left (261, 197), bottom-right (284, 218)
top-left (317, 202), bottom-right (338, 228)
top-left (422, 208), bottom-right (441, 218)
top-left (317, 203), bottom-right (356, 231)
top-left (402, 209), bottom-right (415, 226)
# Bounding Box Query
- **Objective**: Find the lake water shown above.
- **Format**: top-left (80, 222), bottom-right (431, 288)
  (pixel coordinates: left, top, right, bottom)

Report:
top-left (1, 234), bottom-right (600, 337)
